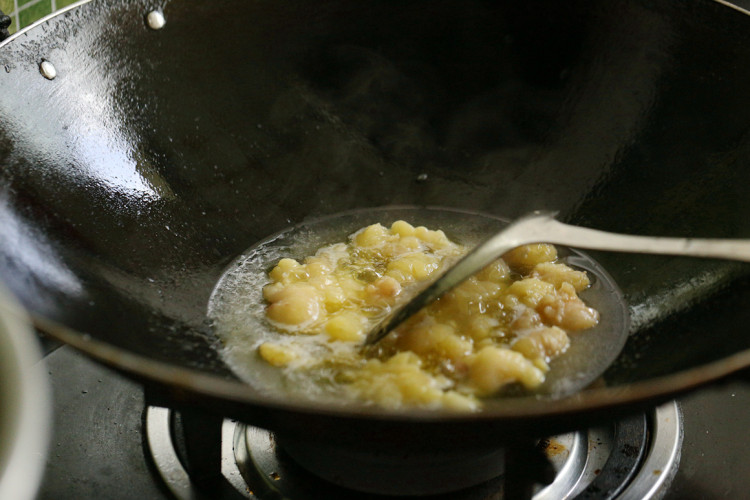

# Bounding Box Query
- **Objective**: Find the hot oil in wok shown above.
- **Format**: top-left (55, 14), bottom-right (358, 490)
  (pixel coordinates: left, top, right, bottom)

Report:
top-left (207, 207), bottom-right (628, 411)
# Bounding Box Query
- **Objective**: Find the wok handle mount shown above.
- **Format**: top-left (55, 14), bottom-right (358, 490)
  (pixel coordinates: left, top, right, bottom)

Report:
top-left (0, 8), bottom-right (10, 42)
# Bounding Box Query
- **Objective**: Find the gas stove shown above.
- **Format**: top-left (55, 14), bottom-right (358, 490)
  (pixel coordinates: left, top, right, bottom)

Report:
top-left (34, 344), bottom-right (749, 499)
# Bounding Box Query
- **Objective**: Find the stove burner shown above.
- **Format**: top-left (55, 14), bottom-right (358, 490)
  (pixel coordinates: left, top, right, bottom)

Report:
top-left (145, 408), bottom-right (247, 498)
top-left (615, 403), bottom-right (683, 500)
top-left (145, 401), bottom-right (682, 499)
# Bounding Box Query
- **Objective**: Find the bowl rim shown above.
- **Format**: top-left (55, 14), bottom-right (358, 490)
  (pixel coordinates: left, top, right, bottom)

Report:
top-left (0, 285), bottom-right (50, 500)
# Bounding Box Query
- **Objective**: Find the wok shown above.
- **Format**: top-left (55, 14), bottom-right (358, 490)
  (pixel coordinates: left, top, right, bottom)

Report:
top-left (2, 0), bottom-right (750, 453)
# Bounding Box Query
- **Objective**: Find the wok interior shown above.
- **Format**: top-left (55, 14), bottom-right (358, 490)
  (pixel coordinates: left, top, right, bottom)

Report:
top-left (2, 0), bottom-right (750, 418)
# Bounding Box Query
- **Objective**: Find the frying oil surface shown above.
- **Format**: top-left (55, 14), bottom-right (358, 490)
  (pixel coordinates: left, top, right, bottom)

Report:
top-left (208, 207), bottom-right (628, 412)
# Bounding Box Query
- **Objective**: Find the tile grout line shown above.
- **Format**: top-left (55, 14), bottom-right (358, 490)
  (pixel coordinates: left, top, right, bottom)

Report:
top-left (12, 0), bottom-right (18, 33)
top-left (17, 0), bottom-right (45, 14)
top-left (5, 0), bottom-right (61, 32)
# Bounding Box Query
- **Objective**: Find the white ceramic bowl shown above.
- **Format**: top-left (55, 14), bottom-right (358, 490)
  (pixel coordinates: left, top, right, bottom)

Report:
top-left (0, 284), bottom-right (50, 500)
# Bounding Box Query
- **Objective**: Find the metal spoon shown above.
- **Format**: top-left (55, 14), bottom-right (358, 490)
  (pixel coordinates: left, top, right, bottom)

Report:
top-left (363, 211), bottom-right (750, 346)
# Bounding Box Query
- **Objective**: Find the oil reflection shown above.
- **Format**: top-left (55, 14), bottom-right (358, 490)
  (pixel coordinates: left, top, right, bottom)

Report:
top-left (69, 125), bottom-right (173, 200)
top-left (61, 60), bottom-right (174, 201)
top-left (1, 47), bottom-right (174, 204)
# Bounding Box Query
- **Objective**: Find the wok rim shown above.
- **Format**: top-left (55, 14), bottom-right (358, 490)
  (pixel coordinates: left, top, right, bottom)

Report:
top-left (0, 0), bottom-right (94, 50)
top-left (32, 311), bottom-right (750, 423)
top-left (0, 0), bottom-right (746, 54)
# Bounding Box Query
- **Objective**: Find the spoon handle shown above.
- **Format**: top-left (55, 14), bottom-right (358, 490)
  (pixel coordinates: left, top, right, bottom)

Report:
top-left (363, 212), bottom-right (750, 346)
top-left (543, 217), bottom-right (750, 262)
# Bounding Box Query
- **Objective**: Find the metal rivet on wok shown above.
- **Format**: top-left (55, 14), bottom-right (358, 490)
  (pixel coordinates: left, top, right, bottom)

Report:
top-left (39, 60), bottom-right (56, 80)
top-left (146, 10), bottom-right (166, 30)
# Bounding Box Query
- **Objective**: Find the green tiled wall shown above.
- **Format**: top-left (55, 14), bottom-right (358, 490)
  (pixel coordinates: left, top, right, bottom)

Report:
top-left (1, 0), bottom-right (80, 34)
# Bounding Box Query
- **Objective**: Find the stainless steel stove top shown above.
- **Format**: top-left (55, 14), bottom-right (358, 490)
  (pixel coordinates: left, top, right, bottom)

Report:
top-left (34, 345), bottom-right (750, 499)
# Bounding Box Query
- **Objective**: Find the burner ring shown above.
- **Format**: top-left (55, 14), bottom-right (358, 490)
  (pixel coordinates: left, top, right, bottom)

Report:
top-left (144, 407), bottom-right (249, 499)
top-left (144, 401), bottom-right (682, 499)
top-left (617, 401), bottom-right (683, 500)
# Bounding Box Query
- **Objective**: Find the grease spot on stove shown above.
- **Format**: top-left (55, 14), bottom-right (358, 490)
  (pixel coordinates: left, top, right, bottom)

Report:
top-left (539, 437), bottom-right (568, 457)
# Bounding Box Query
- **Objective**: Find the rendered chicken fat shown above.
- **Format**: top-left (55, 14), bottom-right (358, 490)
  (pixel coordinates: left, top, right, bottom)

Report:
top-left (254, 220), bottom-right (600, 411)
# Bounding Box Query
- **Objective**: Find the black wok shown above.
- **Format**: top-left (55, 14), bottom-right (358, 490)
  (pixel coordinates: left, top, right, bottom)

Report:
top-left (2, 0), bottom-right (750, 453)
